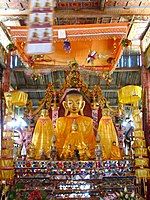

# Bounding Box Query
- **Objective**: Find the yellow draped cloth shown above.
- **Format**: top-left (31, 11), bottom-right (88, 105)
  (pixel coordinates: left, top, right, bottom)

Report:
top-left (132, 108), bottom-right (143, 130)
top-left (56, 115), bottom-right (96, 159)
top-left (98, 116), bottom-right (120, 160)
top-left (32, 116), bottom-right (53, 159)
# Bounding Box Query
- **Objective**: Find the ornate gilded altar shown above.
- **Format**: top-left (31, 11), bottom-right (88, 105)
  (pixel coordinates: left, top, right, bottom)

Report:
top-left (1, 63), bottom-right (145, 199)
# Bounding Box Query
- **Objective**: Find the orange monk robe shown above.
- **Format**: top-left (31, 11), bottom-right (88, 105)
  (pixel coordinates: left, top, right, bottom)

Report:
top-left (32, 116), bottom-right (54, 159)
top-left (98, 116), bottom-right (119, 160)
top-left (56, 116), bottom-right (96, 159)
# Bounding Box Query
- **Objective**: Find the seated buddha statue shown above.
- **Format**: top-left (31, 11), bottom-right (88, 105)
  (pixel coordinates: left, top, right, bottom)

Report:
top-left (33, 13), bottom-right (40, 25)
top-left (44, 13), bottom-right (50, 24)
top-left (42, 28), bottom-right (51, 41)
top-left (56, 90), bottom-right (96, 160)
top-left (98, 106), bottom-right (120, 160)
top-left (44, 0), bottom-right (52, 8)
top-left (61, 119), bottom-right (89, 160)
top-left (31, 29), bottom-right (39, 41)
top-left (34, 0), bottom-right (40, 8)
top-left (31, 109), bottom-right (54, 159)
top-left (110, 141), bottom-right (122, 160)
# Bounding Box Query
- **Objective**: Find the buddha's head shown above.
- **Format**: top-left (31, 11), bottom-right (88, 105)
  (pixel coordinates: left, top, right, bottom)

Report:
top-left (63, 90), bottom-right (85, 116)
top-left (40, 109), bottom-right (49, 117)
top-left (102, 108), bottom-right (110, 116)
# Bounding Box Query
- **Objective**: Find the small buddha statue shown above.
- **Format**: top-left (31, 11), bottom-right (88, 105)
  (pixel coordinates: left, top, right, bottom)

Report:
top-left (44, 0), bottom-right (52, 8)
top-left (50, 144), bottom-right (57, 161)
top-left (56, 90), bottom-right (96, 160)
top-left (95, 144), bottom-right (102, 161)
top-left (61, 119), bottom-right (88, 160)
top-left (110, 141), bottom-right (122, 160)
top-left (44, 13), bottom-right (50, 23)
top-left (42, 28), bottom-right (50, 41)
top-left (50, 135), bottom-right (58, 161)
top-left (40, 149), bottom-right (47, 160)
top-left (31, 109), bottom-right (54, 159)
top-left (31, 29), bottom-right (39, 41)
top-left (34, 0), bottom-right (40, 8)
top-left (98, 105), bottom-right (119, 160)
top-left (33, 13), bottom-right (40, 24)
top-left (95, 134), bottom-right (102, 161)
top-left (27, 143), bottom-right (35, 159)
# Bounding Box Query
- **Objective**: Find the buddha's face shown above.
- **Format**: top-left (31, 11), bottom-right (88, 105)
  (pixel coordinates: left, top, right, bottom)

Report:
top-left (66, 94), bottom-right (83, 114)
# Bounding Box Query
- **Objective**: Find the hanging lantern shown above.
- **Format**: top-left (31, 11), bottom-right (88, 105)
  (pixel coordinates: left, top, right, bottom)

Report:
top-left (135, 168), bottom-right (150, 179)
top-left (4, 91), bottom-right (28, 107)
top-left (118, 85), bottom-right (142, 104)
top-left (63, 39), bottom-right (71, 52)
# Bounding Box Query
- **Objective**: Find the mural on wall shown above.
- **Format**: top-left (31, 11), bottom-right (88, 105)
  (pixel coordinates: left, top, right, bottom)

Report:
top-left (26, 0), bottom-right (54, 54)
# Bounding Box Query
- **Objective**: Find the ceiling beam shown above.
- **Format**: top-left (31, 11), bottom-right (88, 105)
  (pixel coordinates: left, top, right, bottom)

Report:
top-left (19, 88), bottom-right (119, 93)
top-left (0, 8), bottom-right (150, 18)
top-left (54, 9), bottom-right (150, 18)
top-left (12, 67), bottom-right (141, 72)
top-left (115, 67), bottom-right (141, 72)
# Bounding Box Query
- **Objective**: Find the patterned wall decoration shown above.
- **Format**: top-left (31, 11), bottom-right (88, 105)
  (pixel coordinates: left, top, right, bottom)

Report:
top-left (56, 0), bottom-right (100, 10)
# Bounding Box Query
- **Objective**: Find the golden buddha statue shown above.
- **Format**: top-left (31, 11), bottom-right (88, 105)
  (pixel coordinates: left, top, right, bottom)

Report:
top-left (56, 90), bottom-right (96, 160)
top-left (61, 119), bottom-right (88, 160)
top-left (98, 106), bottom-right (120, 160)
top-left (27, 143), bottom-right (36, 159)
top-left (31, 109), bottom-right (54, 159)
top-left (110, 141), bottom-right (122, 160)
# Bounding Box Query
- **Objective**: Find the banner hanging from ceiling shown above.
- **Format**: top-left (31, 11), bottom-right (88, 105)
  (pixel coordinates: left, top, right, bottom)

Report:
top-left (26, 0), bottom-right (54, 55)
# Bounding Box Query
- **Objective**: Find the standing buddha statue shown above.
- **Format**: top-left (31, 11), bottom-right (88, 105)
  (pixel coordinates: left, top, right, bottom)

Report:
top-left (98, 106), bottom-right (121, 160)
top-left (31, 109), bottom-right (54, 159)
top-left (56, 90), bottom-right (96, 160)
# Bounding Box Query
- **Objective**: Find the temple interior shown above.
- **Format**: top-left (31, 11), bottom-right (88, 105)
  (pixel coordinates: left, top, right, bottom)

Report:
top-left (0, 0), bottom-right (150, 199)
